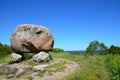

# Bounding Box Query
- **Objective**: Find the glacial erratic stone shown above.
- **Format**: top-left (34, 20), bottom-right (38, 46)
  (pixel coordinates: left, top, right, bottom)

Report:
top-left (10, 24), bottom-right (54, 53)
top-left (32, 52), bottom-right (50, 62)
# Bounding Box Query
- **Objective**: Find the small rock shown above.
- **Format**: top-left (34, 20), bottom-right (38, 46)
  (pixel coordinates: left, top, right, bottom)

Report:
top-left (11, 53), bottom-right (22, 62)
top-left (7, 74), bottom-right (14, 78)
top-left (0, 64), bottom-right (4, 73)
top-left (44, 71), bottom-right (51, 76)
top-left (48, 68), bottom-right (57, 71)
top-left (32, 52), bottom-right (50, 62)
top-left (0, 64), bottom-right (4, 67)
top-left (0, 65), bottom-right (17, 74)
top-left (15, 68), bottom-right (25, 77)
top-left (30, 72), bottom-right (39, 78)
top-left (32, 64), bottom-right (49, 71)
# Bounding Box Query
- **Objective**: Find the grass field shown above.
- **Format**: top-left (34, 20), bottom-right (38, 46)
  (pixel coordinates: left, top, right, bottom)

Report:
top-left (0, 52), bottom-right (120, 80)
top-left (51, 52), bottom-right (120, 80)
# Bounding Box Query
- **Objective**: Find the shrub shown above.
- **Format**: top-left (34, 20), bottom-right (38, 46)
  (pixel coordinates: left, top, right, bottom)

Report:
top-left (0, 43), bottom-right (13, 58)
top-left (107, 45), bottom-right (120, 55)
top-left (50, 48), bottom-right (64, 53)
top-left (105, 55), bottom-right (120, 80)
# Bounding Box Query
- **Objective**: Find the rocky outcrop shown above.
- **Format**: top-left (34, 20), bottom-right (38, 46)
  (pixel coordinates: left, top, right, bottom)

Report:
top-left (0, 64), bottom-right (17, 74)
top-left (10, 24), bottom-right (54, 53)
top-left (0, 59), bottom-right (79, 79)
top-left (32, 52), bottom-right (50, 62)
top-left (0, 64), bottom-right (49, 78)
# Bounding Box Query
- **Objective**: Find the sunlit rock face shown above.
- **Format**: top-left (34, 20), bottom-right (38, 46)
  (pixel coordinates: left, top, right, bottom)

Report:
top-left (10, 24), bottom-right (54, 53)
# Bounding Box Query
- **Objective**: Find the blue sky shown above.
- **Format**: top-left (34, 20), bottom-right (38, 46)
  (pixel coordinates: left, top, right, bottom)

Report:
top-left (0, 0), bottom-right (120, 50)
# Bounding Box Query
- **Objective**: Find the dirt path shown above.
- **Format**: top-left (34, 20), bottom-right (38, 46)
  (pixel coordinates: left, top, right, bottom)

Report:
top-left (38, 59), bottom-right (79, 80)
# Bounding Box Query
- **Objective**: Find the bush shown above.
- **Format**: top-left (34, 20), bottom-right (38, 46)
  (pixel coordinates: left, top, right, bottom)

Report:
top-left (0, 43), bottom-right (13, 58)
top-left (24, 53), bottom-right (34, 60)
top-left (105, 55), bottom-right (120, 80)
top-left (50, 48), bottom-right (64, 53)
top-left (107, 45), bottom-right (120, 55)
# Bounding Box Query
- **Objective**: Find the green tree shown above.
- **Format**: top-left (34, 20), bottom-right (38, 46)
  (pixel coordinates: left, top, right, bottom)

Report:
top-left (107, 45), bottom-right (120, 55)
top-left (85, 40), bottom-right (108, 55)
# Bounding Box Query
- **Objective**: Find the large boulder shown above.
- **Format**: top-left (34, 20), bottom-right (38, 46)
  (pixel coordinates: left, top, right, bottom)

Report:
top-left (10, 24), bottom-right (54, 53)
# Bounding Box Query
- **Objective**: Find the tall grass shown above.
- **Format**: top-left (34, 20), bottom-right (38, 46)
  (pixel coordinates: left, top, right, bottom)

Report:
top-left (51, 52), bottom-right (120, 80)
top-left (0, 54), bottom-right (11, 64)
top-left (105, 55), bottom-right (120, 80)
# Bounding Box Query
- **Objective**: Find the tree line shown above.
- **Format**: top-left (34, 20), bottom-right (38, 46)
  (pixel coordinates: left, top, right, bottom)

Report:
top-left (85, 40), bottom-right (120, 55)
top-left (0, 40), bottom-right (120, 56)
top-left (51, 40), bottom-right (120, 55)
